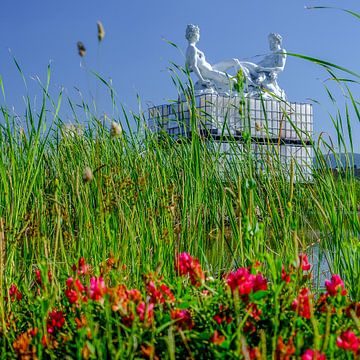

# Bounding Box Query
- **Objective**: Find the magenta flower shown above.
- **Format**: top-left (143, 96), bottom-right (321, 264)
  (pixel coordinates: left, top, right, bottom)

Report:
top-left (301, 349), bottom-right (326, 360)
top-left (325, 274), bottom-right (347, 296)
top-left (175, 252), bottom-right (205, 287)
top-left (336, 330), bottom-right (360, 352)
top-left (226, 268), bottom-right (267, 296)
top-left (136, 302), bottom-right (154, 324)
top-left (88, 277), bottom-right (107, 301)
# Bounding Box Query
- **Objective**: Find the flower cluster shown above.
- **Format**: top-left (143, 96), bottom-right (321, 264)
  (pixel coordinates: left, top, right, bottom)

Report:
top-left (325, 274), bottom-right (347, 297)
top-left (292, 288), bottom-right (311, 319)
top-left (6, 253), bottom-right (360, 359)
top-left (226, 267), bottom-right (267, 296)
top-left (9, 284), bottom-right (22, 301)
top-left (336, 330), bottom-right (360, 353)
top-left (175, 252), bottom-right (205, 286)
top-left (47, 310), bottom-right (65, 334)
top-left (145, 276), bottom-right (175, 304)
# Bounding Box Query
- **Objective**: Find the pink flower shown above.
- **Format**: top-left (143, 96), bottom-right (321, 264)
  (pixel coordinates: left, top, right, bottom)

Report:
top-left (226, 268), bottom-right (267, 296)
top-left (175, 252), bottom-right (205, 287)
top-left (171, 309), bottom-right (194, 329)
top-left (292, 288), bottom-right (311, 319)
top-left (336, 330), bottom-right (360, 352)
top-left (72, 257), bottom-right (91, 275)
top-left (88, 277), bottom-right (107, 301)
top-left (47, 310), bottom-right (65, 334)
top-left (325, 275), bottom-right (347, 296)
top-left (213, 314), bottom-right (223, 325)
top-left (302, 349), bottom-right (326, 360)
top-left (136, 302), bottom-right (154, 324)
top-left (9, 284), bottom-right (22, 301)
top-left (299, 254), bottom-right (311, 271)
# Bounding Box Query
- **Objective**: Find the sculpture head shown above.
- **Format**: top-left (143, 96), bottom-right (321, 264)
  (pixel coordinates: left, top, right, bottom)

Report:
top-left (268, 33), bottom-right (282, 50)
top-left (186, 24), bottom-right (200, 43)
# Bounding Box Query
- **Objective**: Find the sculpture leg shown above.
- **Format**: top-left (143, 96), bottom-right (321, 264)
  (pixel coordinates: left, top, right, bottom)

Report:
top-left (212, 59), bottom-right (239, 72)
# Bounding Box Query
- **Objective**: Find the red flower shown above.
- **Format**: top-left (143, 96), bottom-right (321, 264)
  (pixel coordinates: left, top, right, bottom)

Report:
top-left (246, 303), bottom-right (262, 321)
top-left (65, 277), bottom-right (86, 304)
top-left (253, 273), bottom-right (267, 292)
top-left (299, 254), bottom-right (311, 271)
top-left (325, 275), bottom-right (347, 297)
top-left (292, 288), bottom-right (311, 319)
top-left (34, 269), bottom-right (52, 285)
top-left (210, 330), bottom-right (225, 345)
top-left (336, 330), bottom-right (360, 352)
top-left (276, 336), bottom-right (295, 360)
top-left (128, 289), bottom-right (142, 303)
top-left (9, 284), bottom-right (22, 301)
top-left (302, 349), bottom-right (326, 360)
top-left (281, 266), bottom-right (291, 283)
top-left (170, 309), bottom-right (194, 329)
top-left (175, 253), bottom-right (205, 287)
top-left (146, 280), bottom-right (175, 304)
top-left (47, 310), bottom-right (65, 334)
top-left (88, 277), bottom-right (107, 301)
top-left (35, 269), bottom-right (42, 284)
top-left (72, 257), bottom-right (91, 275)
top-left (65, 289), bottom-right (78, 304)
top-left (226, 268), bottom-right (267, 296)
top-left (213, 305), bottom-right (233, 325)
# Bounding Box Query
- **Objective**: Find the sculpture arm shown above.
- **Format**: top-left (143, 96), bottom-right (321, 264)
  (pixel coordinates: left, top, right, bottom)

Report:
top-left (256, 50), bottom-right (287, 73)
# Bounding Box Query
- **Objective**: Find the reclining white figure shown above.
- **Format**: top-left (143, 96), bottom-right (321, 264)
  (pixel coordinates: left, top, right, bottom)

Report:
top-left (185, 24), bottom-right (250, 94)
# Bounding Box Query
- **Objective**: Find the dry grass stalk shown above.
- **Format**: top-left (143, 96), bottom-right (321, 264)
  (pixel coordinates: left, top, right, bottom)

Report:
top-left (97, 21), bottom-right (105, 42)
top-left (77, 41), bottom-right (86, 57)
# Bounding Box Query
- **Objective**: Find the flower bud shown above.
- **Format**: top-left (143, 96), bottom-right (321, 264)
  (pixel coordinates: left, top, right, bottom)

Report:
top-left (82, 167), bottom-right (93, 183)
top-left (110, 121), bottom-right (122, 138)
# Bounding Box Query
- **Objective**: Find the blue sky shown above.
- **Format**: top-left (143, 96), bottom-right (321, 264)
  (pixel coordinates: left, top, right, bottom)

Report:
top-left (1, 0), bottom-right (360, 151)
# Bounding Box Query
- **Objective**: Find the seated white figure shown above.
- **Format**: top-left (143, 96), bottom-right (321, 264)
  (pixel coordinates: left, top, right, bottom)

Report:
top-left (240, 33), bottom-right (287, 99)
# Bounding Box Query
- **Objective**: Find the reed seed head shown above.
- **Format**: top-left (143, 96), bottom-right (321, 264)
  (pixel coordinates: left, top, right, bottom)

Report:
top-left (83, 167), bottom-right (93, 183)
top-left (110, 121), bottom-right (122, 138)
top-left (97, 21), bottom-right (105, 42)
top-left (77, 41), bottom-right (86, 57)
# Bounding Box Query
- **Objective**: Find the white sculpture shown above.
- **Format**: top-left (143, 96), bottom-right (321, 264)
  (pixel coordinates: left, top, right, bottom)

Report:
top-left (240, 33), bottom-right (287, 99)
top-left (185, 25), bottom-right (287, 99)
top-left (185, 24), bottom-right (245, 95)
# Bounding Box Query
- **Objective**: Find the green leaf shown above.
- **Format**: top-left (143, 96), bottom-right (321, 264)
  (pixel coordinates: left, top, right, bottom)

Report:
top-left (250, 290), bottom-right (268, 301)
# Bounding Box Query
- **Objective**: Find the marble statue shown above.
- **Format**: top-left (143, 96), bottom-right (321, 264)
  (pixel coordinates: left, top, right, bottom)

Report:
top-left (240, 33), bottom-right (287, 99)
top-left (185, 25), bottom-right (287, 99)
top-left (185, 24), bottom-right (246, 94)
